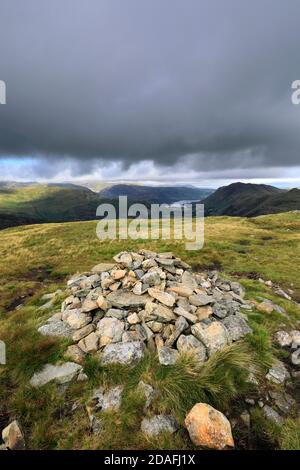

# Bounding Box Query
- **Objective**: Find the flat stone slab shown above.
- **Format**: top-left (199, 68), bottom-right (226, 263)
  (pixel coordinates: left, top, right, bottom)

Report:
top-left (106, 290), bottom-right (149, 308)
top-left (30, 362), bottom-right (83, 387)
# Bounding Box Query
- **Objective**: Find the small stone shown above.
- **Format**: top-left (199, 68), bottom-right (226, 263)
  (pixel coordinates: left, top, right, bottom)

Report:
top-left (91, 385), bottom-right (123, 411)
top-left (81, 299), bottom-right (99, 313)
top-left (165, 316), bottom-right (189, 347)
top-left (106, 290), bottom-right (149, 308)
top-left (65, 309), bottom-right (92, 329)
top-left (97, 317), bottom-right (125, 345)
top-left (141, 415), bottom-right (178, 437)
top-left (291, 348), bottom-right (300, 366)
top-left (106, 308), bottom-right (126, 320)
top-left (72, 324), bottom-right (95, 342)
top-left (174, 306), bottom-right (198, 324)
top-left (222, 314), bottom-right (252, 341)
top-left (266, 361), bottom-right (290, 384)
top-left (181, 271), bottom-right (198, 289)
top-left (96, 295), bottom-right (109, 311)
top-left (177, 334), bottom-right (206, 363)
top-left (257, 301), bottom-right (274, 314)
top-left (274, 331), bottom-right (292, 348)
top-left (191, 321), bottom-right (229, 356)
top-left (137, 381), bottom-right (157, 409)
top-left (196, 306), bottom-right (213, 320)
top-left (185, 403), bottom-right (234, 450)
top-left (78, 332), bottom-right (99, 353)
top-left (127, 312), bottom-right (140, 324)
top-left (141, 271), bottom-right (161, 287)
top-left (168, 285), bottom-right (193, 297)
top-left (152, 303), bottom-right (176, 322)
top-left (2, 420), bottom-right (25, 450)
top-left (65, 345), bottom-right (86, 364)
top-left (148, 288), bottom-right (176, 307)
top-left (189, 293), bottom-right (213, 306)
top-left (240, 410), bottom-right (251, 427)
top-left (263, 405), bottom-right (284, 426)
top-left (158, 346), bottom-right (179, 365)
top-left (91, 263), bottom-right (115, 273)
top-left (291, 330), bottom-right (300, 349)
top-left (111, 269), bottom-right (127, 280)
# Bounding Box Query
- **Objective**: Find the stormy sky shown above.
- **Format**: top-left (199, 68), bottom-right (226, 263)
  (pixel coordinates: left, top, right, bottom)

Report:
top-left (0, 0), bottom-right (300, 186)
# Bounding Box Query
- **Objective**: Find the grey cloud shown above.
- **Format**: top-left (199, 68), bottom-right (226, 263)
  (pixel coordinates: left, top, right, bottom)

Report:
top-left (0, 0), bottom-right (300, 179)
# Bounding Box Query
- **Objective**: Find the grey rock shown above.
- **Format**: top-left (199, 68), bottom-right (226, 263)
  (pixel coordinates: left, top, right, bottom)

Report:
top-left (177, 334), bottom-right (206, 363)
top-left (141, 415), bottom-right (178, 436)
top-left (137, 381), bottom-right (157, 409)
top-left (191, 321), bottom-right (229, 356)
top-left (263, 405), bottom-right (284, 426)
top-left (274, 331), bottom-right (292, 348)
top-left (30, 362), bottom-right (83, 387)
top-left (158, 346), bottom-right (179, 365)
top-left (165, 316), bottom-right (188, 347)
top-left (291, 348), bottom-right (300, 366)
top-left (266, 361), bottom-right (290, 384)
top-left (100, 341), bottom-right (145, 365)
top-left (38, 320), bottom-right (74, 338)
top-left (97, 317), bottom-right (125, 344)
top-left (106, 308), bottom-right (127, 320)
top-left (173, 306), bottom-right (198, 324)
top-left (189, 293), bottom-right (213, 306)
top-left (91, 385), bottom-right (123, 411)
top-left (106, 290), bottom-right (149, 308)
top-left (268, 390), bottom-right (295, 414)
top-left (222, 314), bottom-right (252, 341)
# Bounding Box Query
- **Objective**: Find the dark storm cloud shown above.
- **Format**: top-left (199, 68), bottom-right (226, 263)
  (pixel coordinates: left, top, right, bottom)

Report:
top-left (0, 0), bottom-right (300, 178)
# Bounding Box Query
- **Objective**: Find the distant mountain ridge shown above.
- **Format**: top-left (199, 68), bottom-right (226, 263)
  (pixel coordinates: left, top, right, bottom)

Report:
top-left (99, 184), bottom-right (214, 204)
top-left (202, 182), bottom-right (300, 216)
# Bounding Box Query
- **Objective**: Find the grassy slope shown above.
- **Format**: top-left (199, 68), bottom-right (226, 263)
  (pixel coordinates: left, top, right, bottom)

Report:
top-left (0, 185), bottom-right (105, 229)
top-left (0, 212), bottom-right (299, 449)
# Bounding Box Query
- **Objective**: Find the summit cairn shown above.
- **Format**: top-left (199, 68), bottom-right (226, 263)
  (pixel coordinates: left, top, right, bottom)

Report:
top-left (38, 250), bottom-right (252, 366)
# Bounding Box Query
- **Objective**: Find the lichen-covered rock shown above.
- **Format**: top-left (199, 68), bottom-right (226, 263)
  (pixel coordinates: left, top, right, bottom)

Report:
top-left (222, 314), bottom-right (252, 341)
top-left (191, 321), bottom-right (229, 356)
top-left (177, 334), bottom-right (206, 363)
top-left (100, 341), bottom-right (145, 365)
top-left (158, 346), bottom-right (179, 365)
top-left (38, 320), bottom-right (74, 338)
top-left (274, 331), bottom-right (292, 348)
top-left (141, 415), bottom-right (178, 437)
top-left (185, 403), bottom-right (234, 450)
top-left (266, 361), bottom-right (290, 384)
top-left (106, 290), bottom-right (149, 308)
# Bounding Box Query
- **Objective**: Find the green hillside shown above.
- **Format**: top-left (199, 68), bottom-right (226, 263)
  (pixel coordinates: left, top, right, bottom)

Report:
top-left (0, 212), bottom-right (299, 450)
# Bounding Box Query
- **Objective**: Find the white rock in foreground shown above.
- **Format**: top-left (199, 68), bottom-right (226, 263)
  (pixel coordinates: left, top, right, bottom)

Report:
top-left (30, 362), bottom-right (83, 387)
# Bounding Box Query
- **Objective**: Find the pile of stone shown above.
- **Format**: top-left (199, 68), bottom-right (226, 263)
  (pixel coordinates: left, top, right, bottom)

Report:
top-left (38, 250), bottom-right (253, 366)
